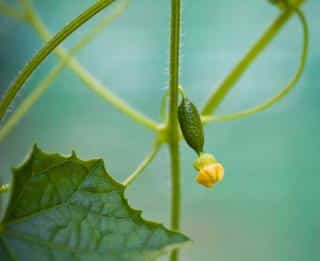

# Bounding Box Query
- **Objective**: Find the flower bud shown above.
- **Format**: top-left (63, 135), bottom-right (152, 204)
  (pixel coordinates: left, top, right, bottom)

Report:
top-left (196, 163), bottom-right (224, 188)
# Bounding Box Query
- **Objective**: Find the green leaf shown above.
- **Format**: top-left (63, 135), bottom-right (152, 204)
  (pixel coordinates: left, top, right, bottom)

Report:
top-left (0, 146), bottom-right (189, 261)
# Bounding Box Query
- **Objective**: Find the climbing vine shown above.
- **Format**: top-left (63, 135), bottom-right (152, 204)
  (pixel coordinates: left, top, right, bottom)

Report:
top-left (0, 0), bottom-right (309, 260)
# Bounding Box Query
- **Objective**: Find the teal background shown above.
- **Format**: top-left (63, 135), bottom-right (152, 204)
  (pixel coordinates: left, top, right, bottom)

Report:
top-left (1, 0), bottom-right (320, 260)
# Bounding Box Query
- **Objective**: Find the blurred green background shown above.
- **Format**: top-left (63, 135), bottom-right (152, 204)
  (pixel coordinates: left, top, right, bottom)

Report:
top-left (1, 0), bottom-right (319, 260)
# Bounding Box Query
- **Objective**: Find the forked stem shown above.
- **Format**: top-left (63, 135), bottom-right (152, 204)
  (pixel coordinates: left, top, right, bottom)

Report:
top-left (13, 0), bottom-right (159, 132)
top-left (0, 0), bottom-right (154, 141)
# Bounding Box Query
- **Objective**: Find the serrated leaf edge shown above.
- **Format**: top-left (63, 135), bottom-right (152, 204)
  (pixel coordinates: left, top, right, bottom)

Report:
top-left (1, 145), bottom-right (190, 258)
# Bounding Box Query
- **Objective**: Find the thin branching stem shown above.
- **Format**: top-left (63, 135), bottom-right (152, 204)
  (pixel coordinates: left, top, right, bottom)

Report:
top-left (17, 0), bottom-right (159, 132)
top-left (0, 0), bottom-right (137, 141)
top-left (202, 5), bottom-right (308, 124)
top-left (0, 0), bottom-right (116, 121)
top-left (201, 0), bottom-right (305, 116)
top-left (123, 139), bottom-right (162, 187)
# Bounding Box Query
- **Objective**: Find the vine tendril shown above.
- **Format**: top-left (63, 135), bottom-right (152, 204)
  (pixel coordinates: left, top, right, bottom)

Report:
top-left (203, 5), bottom-right (309, 124)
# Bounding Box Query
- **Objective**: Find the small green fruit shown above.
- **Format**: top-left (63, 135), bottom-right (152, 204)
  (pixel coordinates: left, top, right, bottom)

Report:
top-left (178, 97), bottom-right (204, 155)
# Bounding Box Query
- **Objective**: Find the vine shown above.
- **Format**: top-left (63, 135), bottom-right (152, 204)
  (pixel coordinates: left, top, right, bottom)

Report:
top-left (0, 0), bottom-right (310, 260)
top-left (201, 0), bottom-right (305, 116)
top-left (0, 0), bottom-right (116, 120)
top-left (202, 4), bottom-right (309, 124)
top-left (0, 0), bottom-right (136, 141)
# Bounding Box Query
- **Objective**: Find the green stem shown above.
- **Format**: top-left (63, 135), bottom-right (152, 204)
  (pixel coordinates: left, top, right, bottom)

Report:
top-left (0, 3), bottom-right (25, 20)
top-left (0, 0), bottom-right (134, 141)
top-left (160, 86), bottom-right (185, 121)
top-left (168, 0), bottom-right (181, 260)
top-left (19, 0), bottom-right (159, 132)
top-left (0, 184), bottom-right (10, 194)
top-left (0, 0), bottom-right (116, 121)
top-left (201, 0), bottom-right (305, 116)
top-left (123, 139), bottom-right (162, 187)
top-left (202, 6), bottom-right (308, 124)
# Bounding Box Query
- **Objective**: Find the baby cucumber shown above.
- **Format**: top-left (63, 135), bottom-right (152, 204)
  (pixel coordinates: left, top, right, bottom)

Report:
top-left (178, 97), bottom-right (204, 155)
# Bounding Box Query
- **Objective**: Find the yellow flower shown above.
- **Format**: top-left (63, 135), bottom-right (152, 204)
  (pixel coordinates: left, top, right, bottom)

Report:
top-left (196, 163), bottom-right (224, 188)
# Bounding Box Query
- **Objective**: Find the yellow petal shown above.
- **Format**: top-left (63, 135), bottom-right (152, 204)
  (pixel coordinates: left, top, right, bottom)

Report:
top-left (195, 163), bottom-right (224, 188)
top-left (196, 172), bottom-right (213, 188)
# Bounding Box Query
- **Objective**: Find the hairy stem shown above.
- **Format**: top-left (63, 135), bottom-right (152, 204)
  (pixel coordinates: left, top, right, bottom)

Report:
top-left (160, 86), bottom-right (185, 121)
top-left (202, 6), bottom-right (308, 124)
top-left (201, 0), bottom-right (305, 116)
top-left (123, 139), bottom-right (162, 187)
top-left (168, 0), bottom-right (181, 260)
top-left (0, 0), bottom-right (116, 121)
